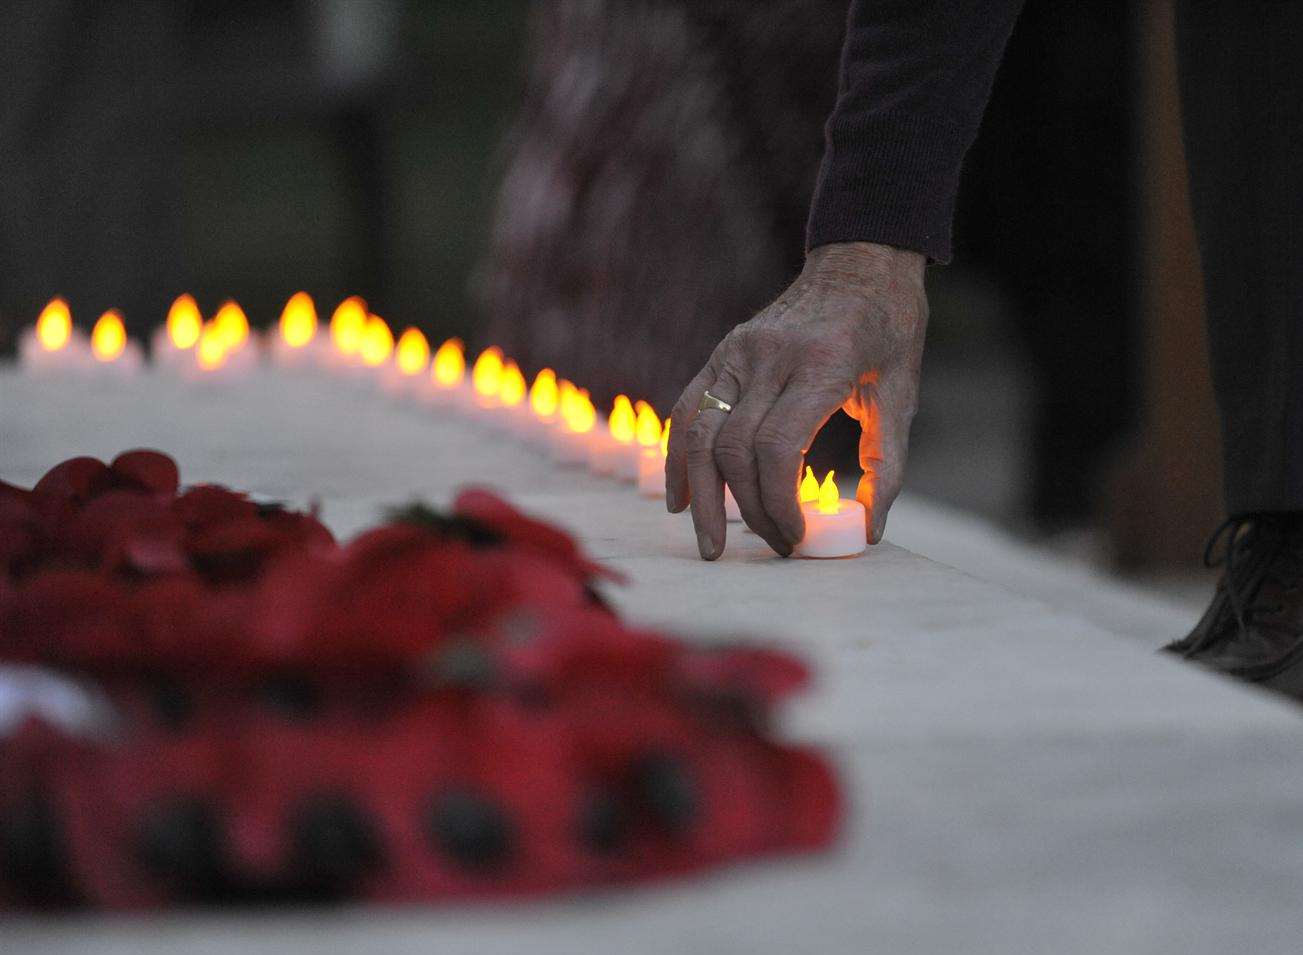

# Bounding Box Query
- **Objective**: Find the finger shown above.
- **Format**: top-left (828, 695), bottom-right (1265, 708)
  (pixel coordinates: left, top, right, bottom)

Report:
top-left (857, 377), bottom-right (916, 544)
top-left (713, 375), bottom-right (790, 556)
top-left (665, 358), bottom-right (719, 513)
top-left (754, 378), bottom-right (851, 545)
top-left (685, 372), bottom-right (741, 560)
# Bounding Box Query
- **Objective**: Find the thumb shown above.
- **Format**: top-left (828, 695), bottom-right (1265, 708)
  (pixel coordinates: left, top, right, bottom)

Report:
top-left (854, 387), bottom-right (911, 545)
top-left (857, 460), bottom-right (904, 544)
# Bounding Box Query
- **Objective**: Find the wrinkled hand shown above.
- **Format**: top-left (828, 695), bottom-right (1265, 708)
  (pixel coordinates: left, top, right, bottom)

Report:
top-left (665, 241), bottom-right (927, 560)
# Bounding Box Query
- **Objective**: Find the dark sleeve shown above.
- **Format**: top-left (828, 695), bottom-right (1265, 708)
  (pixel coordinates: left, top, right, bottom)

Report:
top-left (806, 0), bottom-right (1024, 263)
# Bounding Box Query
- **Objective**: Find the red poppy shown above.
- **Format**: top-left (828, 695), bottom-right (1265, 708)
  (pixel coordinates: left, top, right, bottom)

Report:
top-left (452, 488), bottom-right (625, 585)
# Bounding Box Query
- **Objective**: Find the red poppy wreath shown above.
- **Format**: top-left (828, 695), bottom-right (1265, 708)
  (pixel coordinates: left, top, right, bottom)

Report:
top-left (0, 450), bottom-right (840, 909)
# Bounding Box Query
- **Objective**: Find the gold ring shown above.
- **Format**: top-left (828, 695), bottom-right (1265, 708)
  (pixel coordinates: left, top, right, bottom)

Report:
top-left (698, 390), bottom-right (733, 414)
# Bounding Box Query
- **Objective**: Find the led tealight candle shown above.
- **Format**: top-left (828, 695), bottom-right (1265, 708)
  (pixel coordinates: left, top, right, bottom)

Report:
top-left (271, 291), bottom-right (322, 369)
top-left (589, 394), bottom-right (639, 480)
top-left (211, 300), bottom-right (257, 373)
top-left (610, 394), bottom-right (640, 480)
top-left (327, 296), bottom-right (368, 373)
top-left (424, 337), bottom-right (468, 408)
top-left (549, 378), bottom-right (577, 455)
top-left (794, 470), bottom-right (866, 559)
top-left (18, 297), bottom-right (90, 373)
top-left (494, 359), bottom-right (529, 435)
top-left (195, 322), bottom-right (229, 375)
top-left (39, 298), bottom-right (72, 351)
top-left (555, 383), bottom-right (597, 464)
top-left (383, 326), bottom-right (429, 396)
top-left (471, 346), bottom-right (504, 413)
top-left (90, 309), bottom-right (143, 375)
top-left (635, 407), bottom-right (668, 498)
top-left (527, 368), bottom-right (559, 443)
top-left (359, 314), bottom-right (394, 375)
top-left (151, 293), bottom-right (202, 370)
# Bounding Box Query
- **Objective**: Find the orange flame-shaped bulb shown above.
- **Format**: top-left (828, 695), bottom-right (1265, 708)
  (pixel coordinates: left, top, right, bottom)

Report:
top-left (816, 470), bottom-right (840, 515)
top-left (558, 379), bottom-right (579, 425)
top-left (431, 338), bottom-right (465, 388)
top-left (567, 389), bottom-right (597, 434)
top-left (799, 466), bottom-right (820, 503)
top-left (329, 297), bottom-right (367, 356)
top-left (360, 314), bottom-right (394, 367)
top-left (91, 310), bottom-right (127, 362)
top-left (471, 346), bottom-right (503, 398)
top-left (635, 402), bottom-right (661, 447)
top-left (395, 327), bottom-right (430, 376)
top-left (197, 324), bottom-right (227, 370)
top-left (35, 298), bottom-right (72, 351)
top-left (500, 360), bottom-right (527, 406)
top-left (279, 292), bottom-right (317, 348)
top-left (212, 301), bottom-right (249, 350)
top-left (609, 394), bottom-right (636, 444)
top-left (660, 419), bottom-right (671, 457)
top-left (530, 368), bottom-right (558, 418)
top-left (167, 294), bottom-right (201, 350)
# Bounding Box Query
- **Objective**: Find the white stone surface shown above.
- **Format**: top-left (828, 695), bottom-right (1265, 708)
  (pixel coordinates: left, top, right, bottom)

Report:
top-left (3, 366), bottom-right (1303, 954)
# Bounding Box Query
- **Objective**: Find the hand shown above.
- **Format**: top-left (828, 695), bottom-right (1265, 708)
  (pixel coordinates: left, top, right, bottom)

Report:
top-left (665, 241), bottom-right (928, 560)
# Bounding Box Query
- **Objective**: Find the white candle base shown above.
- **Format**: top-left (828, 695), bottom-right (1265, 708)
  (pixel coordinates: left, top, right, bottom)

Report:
top-left (612, 445), bottom-right (638, 482)
top-left (149, 327), bottom-right (197, 372)
top-left (794, 499), bottom-right (866, 559)
top-left (587, 432), bottom-right (620, 475)
top-left (588, 435), bottom-right (638, 480)
top-left (269, 336), bottom-right (327, 371)
top-left (18, 329), bottom-right (92, 374)
top-left (91, 343), bottom-right (145, 377)
top-left (637, 449), bottom-right (665, 498)
top-left (553, 429), bottom-right (591, 466)
top-left (420, 382), bottom-right (472, 413)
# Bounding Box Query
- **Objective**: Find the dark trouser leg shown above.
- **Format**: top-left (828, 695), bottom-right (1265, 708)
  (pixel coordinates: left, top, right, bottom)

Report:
top-left (1176, 0), bottom-right (1303, 515)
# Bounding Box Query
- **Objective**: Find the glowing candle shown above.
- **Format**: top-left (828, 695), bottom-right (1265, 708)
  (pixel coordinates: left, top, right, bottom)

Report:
top-left (359, 314), bottom-right (394, 372)
top-left (497, 359), bottom-right (531, 435)
top-left (395, 327), bottom-right (430, 376)
top-left (89, 309), bottom-right (143, 374)
top-left (328, 296), bottom-right (368, 372)
top-left (195, 322), bottom-right (229, 375)
top-left (150, 293), bottom-right (202, 369)
top-left (211, 300), bottom-right (256, 373)
top-left (794, 470), bottom-right (866, 559)
top-left (471, 346), bottom-right (504, 411)
top-left (589, 394), bottom-right (639, 480)
top-left (424, 337), bottom-right (468, 407)
top-left (18, 297), bottom-right (89, 372)
top-left (527, 368), bottom-right (559, 442)
top-left (271, 291), bottom-right (322, 368)
top-left (635, 406), bottom-right (668, 498)
top-left (38, 298), bottom-right (72, 352)
top-left (91, 310), bottom-right (126, 361)
top-left (382, 326), bottom-right (430, 396)
top-left (555, 383), bottom-right (596, 464)
top-left (799, 466), bottom-right (820, 503)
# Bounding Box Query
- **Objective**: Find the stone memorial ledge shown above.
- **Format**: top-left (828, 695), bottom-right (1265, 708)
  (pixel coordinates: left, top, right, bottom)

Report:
top-left (4, 369), bottom-right (1303, 954)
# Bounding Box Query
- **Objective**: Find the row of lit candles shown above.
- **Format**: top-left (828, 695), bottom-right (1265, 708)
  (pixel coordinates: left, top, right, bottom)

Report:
top-left (16, 293), bottom-right (865, 557)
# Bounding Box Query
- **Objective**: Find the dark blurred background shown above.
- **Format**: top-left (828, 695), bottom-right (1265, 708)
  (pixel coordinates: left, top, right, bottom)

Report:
top-left (0, 0), bottom-right (1219, 576)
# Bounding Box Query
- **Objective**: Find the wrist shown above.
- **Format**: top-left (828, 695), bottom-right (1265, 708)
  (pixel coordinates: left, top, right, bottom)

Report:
top-left (801, 241), bottom-right (926, 303)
